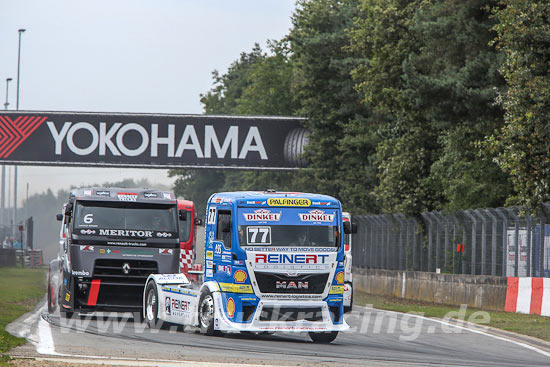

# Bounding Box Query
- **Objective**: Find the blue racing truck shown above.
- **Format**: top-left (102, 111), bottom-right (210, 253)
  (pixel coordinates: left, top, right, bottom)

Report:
top-left (143, 191), bottom-right (351, 343)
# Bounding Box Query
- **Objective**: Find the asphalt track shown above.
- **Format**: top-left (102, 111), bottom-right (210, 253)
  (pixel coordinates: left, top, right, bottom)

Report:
top-left (9, 301), bottom-right (550, 367)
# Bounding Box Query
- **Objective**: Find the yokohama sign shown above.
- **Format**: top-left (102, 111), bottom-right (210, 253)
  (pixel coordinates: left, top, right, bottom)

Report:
top-left (0, 111), bottom-right (309, 169)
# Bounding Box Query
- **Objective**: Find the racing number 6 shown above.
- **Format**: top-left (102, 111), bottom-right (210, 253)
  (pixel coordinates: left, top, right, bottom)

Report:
top-left (84, 213), bottom-right (94, 224)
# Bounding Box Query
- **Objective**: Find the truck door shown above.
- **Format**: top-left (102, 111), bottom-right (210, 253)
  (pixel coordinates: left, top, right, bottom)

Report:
top-left (213, 209), bottom-right (233, 281)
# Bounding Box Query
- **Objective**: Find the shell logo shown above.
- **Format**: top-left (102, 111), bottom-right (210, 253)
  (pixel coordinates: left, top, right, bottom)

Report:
top-left (234, 270), bottom-right (247, 283)
top-left (227, 297), bottom-right (235, 318)
top-left (336, 271), bottom-right (345, 284)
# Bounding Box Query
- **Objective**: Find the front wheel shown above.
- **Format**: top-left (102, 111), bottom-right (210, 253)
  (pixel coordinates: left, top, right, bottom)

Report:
top-left (144, 281), bottom-right (165, 329)
top-left (309, 331), bottom-right (339, 343)
top-left (198, 288), bottom-right (222, 336)
top-left (47, 275), bottom-right (56, 313)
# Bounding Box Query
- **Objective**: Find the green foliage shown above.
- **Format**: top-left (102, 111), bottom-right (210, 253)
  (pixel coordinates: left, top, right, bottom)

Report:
top-left (487, 0), bottom-right (550, 213)
top-left (0, 268), bottom-right (46, 353)
top-left (289, 0), bottom-right (378, 212)
top-left (350, 0), bottom-right (509, 213)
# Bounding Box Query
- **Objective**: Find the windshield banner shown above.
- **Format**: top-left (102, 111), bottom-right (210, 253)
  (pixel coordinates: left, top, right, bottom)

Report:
top-left (76, 228), bottom-right (177, 239)
top-left (238, 208), bottom-right (338, 226)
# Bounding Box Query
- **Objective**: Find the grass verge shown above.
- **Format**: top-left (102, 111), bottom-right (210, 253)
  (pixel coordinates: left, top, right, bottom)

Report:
top-left (355, 292), bottom-right (550, 342)
top-left (0, 267), bottom-right (47, 354)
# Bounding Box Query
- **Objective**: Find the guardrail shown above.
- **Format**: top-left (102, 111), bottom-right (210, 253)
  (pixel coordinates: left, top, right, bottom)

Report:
top-left (0, 248), bottom-right (43, 267)
top-left (352, 204), bottom-right (550, 277)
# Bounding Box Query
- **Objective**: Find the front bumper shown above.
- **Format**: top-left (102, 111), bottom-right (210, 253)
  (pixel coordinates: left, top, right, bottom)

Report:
top-left (212, 293), bottom-right (349, 333)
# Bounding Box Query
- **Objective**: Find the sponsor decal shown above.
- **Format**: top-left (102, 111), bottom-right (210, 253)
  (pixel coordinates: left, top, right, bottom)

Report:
top-left (243, 246), bottom-right (336, 252)
top-left (65, 293), bottom-right (70, 302)
top-left (312, 201), bottom-right (331, 206)
top-left (215, 198), bottom-right (222, 203)
top-left (171, 297), bottom-right (190, 313)
top-left (80, 245), bottom-right (94, 252)
top-left (72, 270), bottom-right (90, 276)
top-left (217, 265), bottom-right (231, 275)
top-left (221, 254), bottom-right (232, 262)
top-left (121, 249), bottom-right (153, 257)
top-left (298, 209), bottom-right (335, 222)
top-left (234, 260), bottom-right (244, 265)
top-left (144, 192), bottom-right (158, 198)
top-left (336, 271), bottom-right (345, 284)
top-left (100, 249), bottom-right (105, 254)
top-left (83, 189), bottom-right (92, 196)
top-left (159, 248), bottom-right (174, 255)
top-left (117, 192), bottom-right (138, 201)
top-left (329, 285), bottom-right (344, 294)
top-left (207, 207), bottom-right (216, 225)
top-left (205, 250), bottom-right (213, 259)
top-left (214, 243), bottom-right (222, 255)
top-left (242, 209), bottom-right (281, 222)
top-left (234, 270), bottom-right (247, 283)
top-left (156, 232), bottom-right (173, 238)
top-left (226, 298), bottom-right (235, 318)
top-left (165, 296), bottom-right (171, 315)
top-left (246, 200), bottom-right (265, 205)
top-left (0, 115), bottom-right (47, 158)
top-left (98, 229), bottom-right (153, 237)
top-left (255, 253), bottom-right (329, 264)
top-left (267, 198), bottom-right (311, 207)
top-left (206, 269), bottom-right (213, 277)
top-left (219, 283), bottom-right (253, 293)
top-left (95, 190), bottom-right (110, 197)
top-left (276, 281), bottom-right (309, 290)
top-left (80, 229), bottom-right (96, 235)
top-left (106, 241), bottom-right (146, 247)
top-left (206, 260), bottom-right (213, 269)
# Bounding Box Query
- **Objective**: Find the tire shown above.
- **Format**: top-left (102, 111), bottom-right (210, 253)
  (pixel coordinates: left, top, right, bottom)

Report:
top-left (198, 288), bottom-right (217, 336)
top-left (47, 274), bottom-right (56, 314)
top-left (308, 331), bottom-right (339, 343)
top-left (144, 281), bottom-right (165, 329)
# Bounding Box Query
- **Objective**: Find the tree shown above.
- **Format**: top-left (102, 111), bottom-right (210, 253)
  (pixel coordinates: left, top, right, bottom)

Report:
top-left (289, 0), bottom-right (378, 213)
top-left (487, 0), bottom-right (550, 212)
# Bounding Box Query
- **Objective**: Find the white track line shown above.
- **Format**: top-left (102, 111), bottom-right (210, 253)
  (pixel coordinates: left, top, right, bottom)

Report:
top-left (358, 305), bottom-right (550, 359)
top-left (36, 305), bottom-right (59, 355)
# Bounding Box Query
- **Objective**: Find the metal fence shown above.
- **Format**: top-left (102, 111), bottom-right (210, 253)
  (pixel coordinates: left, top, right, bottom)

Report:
top-left (351, 204), bottom-right (550, 277)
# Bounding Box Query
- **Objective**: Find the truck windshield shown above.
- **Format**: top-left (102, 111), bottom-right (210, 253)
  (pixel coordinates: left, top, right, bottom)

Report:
top-left (237, 207), bottom-right (339, 247)
top-left (238, 225), bottom-right (338, 247)
top-left (74, 201), bottom-right (177, 234)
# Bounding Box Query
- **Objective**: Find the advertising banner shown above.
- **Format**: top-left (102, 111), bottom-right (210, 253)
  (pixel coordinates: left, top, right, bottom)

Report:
top-left (0, 111), bottom-right (308, 169)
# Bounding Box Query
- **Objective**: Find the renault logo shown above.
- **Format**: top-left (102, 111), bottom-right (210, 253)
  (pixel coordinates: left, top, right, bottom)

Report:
top-left (122, 262), bottom-right (131, 274)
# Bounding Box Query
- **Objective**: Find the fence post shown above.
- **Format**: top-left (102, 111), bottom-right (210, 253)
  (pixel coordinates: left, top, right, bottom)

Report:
top-left (473, 210), bottom-right (487, 275)
top-left (421, 213), bottom-right (433, 272)
top-left (484, 209), bottom-right (498, 276)
top-left (525, 213), bottom-right (532, 277)
top-left (464, 210), bottom-right (477, 275)
top-left (495, 208), bottom-right (509, 276)
top-left (395, 214), bottom-right (406, 270)
top-left (505, 208), bottom-right (521, 277)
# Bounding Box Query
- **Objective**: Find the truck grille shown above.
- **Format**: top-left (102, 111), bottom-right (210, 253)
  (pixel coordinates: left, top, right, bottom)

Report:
top-left (254, 272), bottom-right (329, 294)
top-left (93, 259), bottom-right (158, 284)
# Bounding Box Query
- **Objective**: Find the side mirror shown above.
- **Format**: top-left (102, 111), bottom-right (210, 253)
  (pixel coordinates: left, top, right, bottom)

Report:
top-left (179, 209), bottom-right (188, 221)
top-left (56, 214), bottom-right (63, 221)
top-left (352, 222), bottom-right (358, 234)
top-left (343, 221), bottom-right (352, 234)
top-left (194, 218), bottom-right (203, 226)
top-left (221, 219), bottom-right (231, 233)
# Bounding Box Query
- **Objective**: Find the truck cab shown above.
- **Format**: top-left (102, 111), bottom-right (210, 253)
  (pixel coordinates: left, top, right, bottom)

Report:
top-left (143, 191), bottom-right (351, 343)
top-left (49, 187), bottom-right (181, 317)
